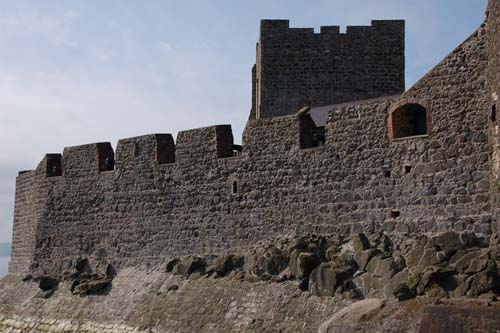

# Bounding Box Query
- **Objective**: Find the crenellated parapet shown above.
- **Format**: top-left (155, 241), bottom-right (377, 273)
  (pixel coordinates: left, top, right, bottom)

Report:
top-left (25, 125), bottom-right (237, 185)
top-left (115, 134), bottom-right (175, 173)
top-left (62, 143), bottom-right (115, 178)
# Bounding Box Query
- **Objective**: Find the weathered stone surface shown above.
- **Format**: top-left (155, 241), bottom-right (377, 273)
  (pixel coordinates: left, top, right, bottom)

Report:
top-left (72, 278), bottom-right (112, 296)
top-left (352, 233), bottom-right (371, 253)
top-left (289, 250), bottom-right (322, 280)
top-left (354, 249), bottom-right (381, 271)
top-left (34, 276), bottom-right (58, 292)
top-left (0, 270), bottom-right (342, 333)
top-left (172, 256), bottom-right (207, 276)
top-left (393, 282), bottom-right (414, 301)
top-left (453, 250), bottom-right (482, 274)
top-left (309, 254), bottom-right (358, 297)
top-left (206, 254), bottom-right (244, 278)
top-left (255, 20), bottom-right (404, 119)
top-left (413, 248), bottom-right (440, 274)
top-left (6, 0), bottom-right (498, 295)
top-left (318, 299), bottom-right (386, 333)
top-left (4, 3), bottom-right (500, 331)
top-left (164, 258), bottom-right (180, 273)
top-left (309, 262), bottom-right (338, 297)
top-left (466, 253), bottom-right (494, 275)
top-left (246, 246), bottom-right (288, 277)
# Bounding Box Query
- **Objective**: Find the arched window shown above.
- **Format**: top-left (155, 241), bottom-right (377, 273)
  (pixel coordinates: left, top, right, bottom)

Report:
top-left (391, 103), bottom-right (428, 139)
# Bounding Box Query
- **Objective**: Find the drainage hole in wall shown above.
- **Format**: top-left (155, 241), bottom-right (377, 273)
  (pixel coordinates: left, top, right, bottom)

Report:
top-left (390, 210), bottom-right (400, 219)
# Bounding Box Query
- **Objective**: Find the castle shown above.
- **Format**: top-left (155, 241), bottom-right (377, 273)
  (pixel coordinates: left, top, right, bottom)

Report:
top-left (8, 1), bottom-right (500, 277)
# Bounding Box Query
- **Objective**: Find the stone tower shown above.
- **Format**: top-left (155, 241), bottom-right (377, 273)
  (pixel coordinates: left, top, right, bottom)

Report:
top-left (251, 19), bottom-right (405, 119)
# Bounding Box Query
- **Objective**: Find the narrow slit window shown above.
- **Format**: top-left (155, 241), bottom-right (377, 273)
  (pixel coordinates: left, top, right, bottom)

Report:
top-left (390, 210), bottom-right (400, 219)
top-left (383, 169), bottom-right (392, 178)
top-left (492, 104), bottom-right (497, 123)
top-left (232, 181), bottom-right (238, 194)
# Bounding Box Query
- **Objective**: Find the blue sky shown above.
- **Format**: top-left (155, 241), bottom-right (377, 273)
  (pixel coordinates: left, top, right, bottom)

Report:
top-left (0, 0), bottom-right (488, 243)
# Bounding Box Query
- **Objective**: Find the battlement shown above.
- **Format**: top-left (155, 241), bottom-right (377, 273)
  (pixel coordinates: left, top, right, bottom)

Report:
top-left (115, 134), bottom-right (175, 174)
top-left (61, 143), bottom-right (114, 177)
top-left (259, 19), bottom-right (404, 37)
top-left (27, 125), bottom-right (238, 183)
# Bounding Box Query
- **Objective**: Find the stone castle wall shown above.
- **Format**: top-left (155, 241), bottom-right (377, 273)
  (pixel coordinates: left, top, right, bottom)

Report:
top-left (10, 2), bottom-right (500, 273)
top-left (487, 0), bottom-right (500, 233)
top-left (253, 20), bottom-right (405, 118)
top-left (9, 172), bottom-right (36, 273)
top-left (9, 18), bottom-right (494, 276)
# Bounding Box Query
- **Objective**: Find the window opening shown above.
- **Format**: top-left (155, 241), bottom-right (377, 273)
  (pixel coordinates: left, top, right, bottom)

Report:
top-left (392, 103), bottom-right (428, 139)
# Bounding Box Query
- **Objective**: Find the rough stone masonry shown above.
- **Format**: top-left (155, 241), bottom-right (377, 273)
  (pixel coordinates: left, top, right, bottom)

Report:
top-left (3, 1), bottom-right (500, 332)
top-left (6, 0), bottom-right (500, 291)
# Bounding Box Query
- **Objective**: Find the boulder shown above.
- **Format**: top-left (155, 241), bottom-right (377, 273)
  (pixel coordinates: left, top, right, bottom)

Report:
top-left (449, 274), bottom-right (471, 298)
top-left (424, 281), bottom-right (448, 298)
top-left (373, 257), bottom-right (402, 278)
top-left (413, 248), bottom-right (440, 275)
top-left (354, 249), bottom-right (381, 272)
top-left (309, 258), bottom-right (358, 297)
top-left (207, 254), bottom-right (244, 277)
top-left (105, 264), bottom-right (117, 278)
top-left (72, 278), bottom-right (112, 296)
top-left (286, 237), bottom-right (309, 256)
top-left (22, 275), bottom-right (33, 282)
top-left (460, 232), bottom-right (479, 248)
top-left (325, 246), bottom-right (340, 261)
top-left (393, 282), bottom-right (415, 301)
top-left (289, 250), bottom-right (322, 279)
top-left (35, 289), bottom-right (55, 299)
top-left (466, 253), bottom-right (494, 275)
top-left (467, 271), bottom-right (495, 297)
top-left (427, 231), bottom-right (463, 256)
top-left (416, 267), bottom-right (457, 296)
top-left (73, 257), bottom-right (92, 274)
top-left (246, 247), bottom-right (288, 277)
top-left (172, 256), bottom-right (207, 276)
top-left (35, 276), bottom-right (59, 292)
top-left (309, 262), bottom-right (338, 297)
top-left (453, 250), bottom-right (482, 274)
top-left (165, 258), bottom-right (180, 273)
top-left (352, 233), bottom-right (371, 253)
top-left (385, 269), bottom-right (410, 299)
top-left (405, 246), bottom-right (425, 268)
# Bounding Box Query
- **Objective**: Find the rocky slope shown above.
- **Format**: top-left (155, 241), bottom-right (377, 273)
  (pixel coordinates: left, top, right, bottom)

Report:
top-left (2, 231), bottom-right (500, 332)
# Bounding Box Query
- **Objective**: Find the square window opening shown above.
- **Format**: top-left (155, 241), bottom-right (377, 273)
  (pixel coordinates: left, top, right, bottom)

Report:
top-left (390, 210), bottom-right (400, 219)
